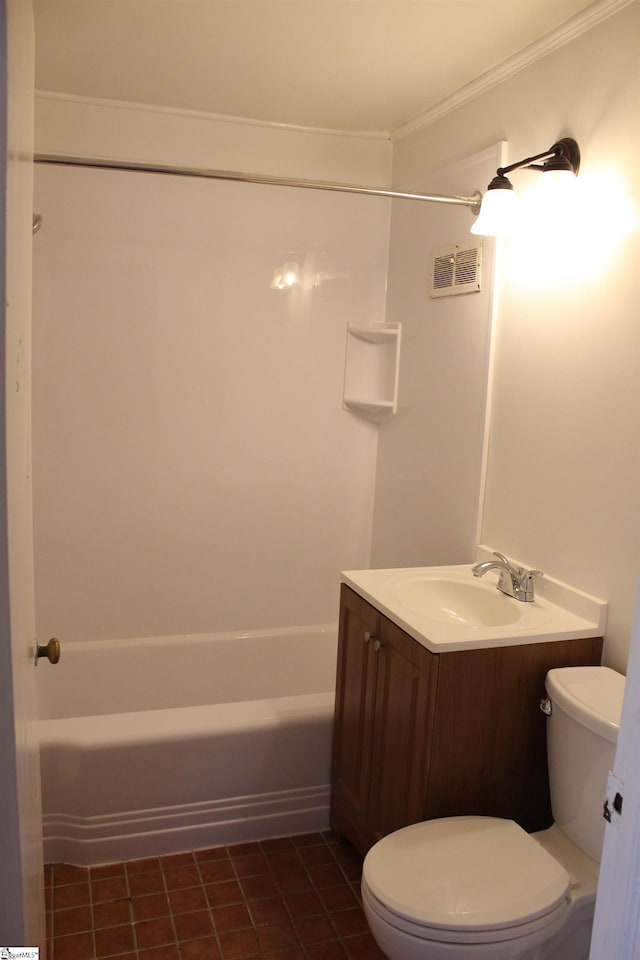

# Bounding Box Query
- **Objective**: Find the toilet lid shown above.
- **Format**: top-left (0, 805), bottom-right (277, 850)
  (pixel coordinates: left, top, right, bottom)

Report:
top-left (363, 817), bottom-right (571, 933)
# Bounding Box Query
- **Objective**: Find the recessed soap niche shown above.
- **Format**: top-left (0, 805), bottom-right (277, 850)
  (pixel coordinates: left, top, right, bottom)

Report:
top-left (342, 322), bottom-right (402, 422)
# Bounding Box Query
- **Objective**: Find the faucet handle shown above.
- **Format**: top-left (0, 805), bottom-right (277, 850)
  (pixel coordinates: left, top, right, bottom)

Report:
top-left (520, 569), bottom-right (543, 601)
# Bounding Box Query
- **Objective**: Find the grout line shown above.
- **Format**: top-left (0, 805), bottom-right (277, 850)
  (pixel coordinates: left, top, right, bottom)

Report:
top-left (49, 832), bottom-right (372, 960)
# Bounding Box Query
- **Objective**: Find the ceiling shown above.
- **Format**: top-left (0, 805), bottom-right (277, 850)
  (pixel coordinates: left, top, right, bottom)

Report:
top-left (33, 0), bottom-right (598, 136)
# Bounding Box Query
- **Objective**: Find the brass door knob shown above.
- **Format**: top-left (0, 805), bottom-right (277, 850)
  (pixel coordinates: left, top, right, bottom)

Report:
top-left (36, 637), bottom-right (61, 664)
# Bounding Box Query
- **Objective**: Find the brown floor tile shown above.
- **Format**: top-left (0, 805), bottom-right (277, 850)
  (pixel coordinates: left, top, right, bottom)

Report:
top-left (217, 926), bottom-right (261, 959)
top-left (126, 856), bottom-right (162, 875)
top-left (247, 896), bottom-right (287, 925)
top-left (265, 850), bottom-right (301, 873)
top-left (199, 858), bottom-right (236, 884)
top-left (308, 862), bottom-right (349, 888)
top-left (135, 916), bottom-right (176, 950)
top-left (94, 922), bottom-right (136, 958)
top-left (305, 940), bottom-right (348, 959)
top-left (194, 846), bottom-right (231, 863)
top-left (91, 863), bottom-right (126, 881)
top-left (162, 863), bottom-right (201, 889)
top-left (93, 898), bottom-right (133, 929)
top-left (53, 904), bottom-right (93, 936)
top-left (331, 907), bottom-right (370, 938)
top-left (205, 879), bottom-right (244, 907)
top-left (128, 871), bottom-right (166, 896)
top-left (297, 843), bottom-right (335, 866)
top-left (49, 833), bottom-right (374, 960)
top-left (211, 902), bottom-right (252, 933)
top-left (100, 954), bottom-right (136, 960)
top-left (173, 908), bottom-right (215, 940)
top-left (256, 919), bottom-right (298, 953)
top-left (54, 864), bottom-right (90, 886)
top-left (54, 882), bottom-right (91, 911)
top-left (342, 931), bottom-right (388, 959)
top-left (138, 946), bottom-right (180, 960)
top-left (230, 851), bottom-right (269, 877)
top-left (291, 832), bottom-right (325, 847)
top-left (179, 936), bottom-right (223, 960)
top-left (92, 875), bottom-right (129, 903)
top-left (53, 931), bottom-right (95, 960)
top-left (132, 891), bottom-right (171, 921)
top-left (264, 950), bottom-right (305, 960)
top-left (274, 869), bottom-right (312, 895)
top-left (294, 912), bottom-right (336, 944)
top-left (260, 837), bottom-right (294, 852)
top-left (283, 889), bottom-right (324, 918)
top-left (160, 851), bottom-right (196, 868)
top-left (319, 883), bottom-right (359, 912)
top-left (168, 884), bottom-right (208, 914)
top-left (239, 873), bottom-right (279, 899)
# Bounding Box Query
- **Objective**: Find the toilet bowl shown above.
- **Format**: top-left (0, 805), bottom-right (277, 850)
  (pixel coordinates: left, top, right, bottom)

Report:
top-left (361, 666), bottom-right (624, 960)
top-left (362, 817), bottom-right (598, 959)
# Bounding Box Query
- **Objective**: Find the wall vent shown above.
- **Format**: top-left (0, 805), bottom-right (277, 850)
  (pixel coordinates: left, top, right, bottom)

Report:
top-left (429, 240), bottom-right (482, 298)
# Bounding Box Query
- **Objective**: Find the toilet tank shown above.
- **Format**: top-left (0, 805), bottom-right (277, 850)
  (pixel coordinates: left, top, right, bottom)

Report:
top-left (545, 665), bottom-right (625, 863)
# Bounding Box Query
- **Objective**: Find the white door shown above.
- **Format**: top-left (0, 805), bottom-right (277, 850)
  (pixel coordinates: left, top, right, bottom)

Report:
top-left (0, 0), bottom-right (46, 947)
top-left (589, 579), bottom-right (640, 959)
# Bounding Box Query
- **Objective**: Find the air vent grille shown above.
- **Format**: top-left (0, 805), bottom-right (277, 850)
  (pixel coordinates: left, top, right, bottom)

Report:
top-left (430, 240), bottom-right (482, 298)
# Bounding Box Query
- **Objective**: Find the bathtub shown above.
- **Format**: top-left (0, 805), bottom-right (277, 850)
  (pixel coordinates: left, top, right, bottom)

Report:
top-left (37, 624), bottom-right (337, 865)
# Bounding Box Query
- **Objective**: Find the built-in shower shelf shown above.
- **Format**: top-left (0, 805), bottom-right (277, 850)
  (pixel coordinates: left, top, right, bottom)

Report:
top-left (343, 322), bottom-right (401, 422)
top-left (342, 398), bottom-right (396, 422)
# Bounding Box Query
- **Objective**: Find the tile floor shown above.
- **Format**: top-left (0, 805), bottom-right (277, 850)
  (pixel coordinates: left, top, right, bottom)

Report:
top-left (46, 831), bottom-right (388, 960)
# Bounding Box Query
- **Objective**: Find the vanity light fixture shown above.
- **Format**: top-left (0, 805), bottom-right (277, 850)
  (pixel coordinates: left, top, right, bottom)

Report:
top-left (471, 137), bottom-right (580, 237)
top-left (270, 260), bottom-right (301, 290)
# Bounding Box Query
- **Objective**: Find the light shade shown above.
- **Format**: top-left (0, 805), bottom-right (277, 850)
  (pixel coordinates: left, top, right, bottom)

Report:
top-left (471, 186), bottom-right (518, 238)
top-left (270, 260), bottom-right (300, 289)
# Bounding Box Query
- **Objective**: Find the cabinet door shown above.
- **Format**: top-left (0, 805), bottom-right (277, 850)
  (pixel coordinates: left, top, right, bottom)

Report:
top-left (330, 586), bottom-right (380, 851)
top-left (368, 616), bottom-right (439, 844)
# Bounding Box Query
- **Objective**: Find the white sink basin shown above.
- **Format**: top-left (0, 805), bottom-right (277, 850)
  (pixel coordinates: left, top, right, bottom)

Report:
top-left (391, 576), bottom-right (524, 627)
top-left (342, 556), bottom-right (607, 653)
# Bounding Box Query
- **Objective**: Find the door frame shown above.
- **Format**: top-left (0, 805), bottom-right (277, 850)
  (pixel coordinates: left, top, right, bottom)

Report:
top-left (0, 0), bottom-right (45, 946)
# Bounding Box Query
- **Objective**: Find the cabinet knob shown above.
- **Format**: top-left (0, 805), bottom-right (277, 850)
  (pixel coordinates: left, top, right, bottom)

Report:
top-left (373, 638), bottom-right (385, 652)
top-left (363, 631), bottom-right (374, 644)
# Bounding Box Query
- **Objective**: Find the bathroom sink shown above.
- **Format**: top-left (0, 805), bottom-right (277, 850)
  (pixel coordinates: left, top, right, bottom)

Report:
top-left (341, 554), bottom-right (607, 653)
top-left (390, 576), bottom-right (524, 627)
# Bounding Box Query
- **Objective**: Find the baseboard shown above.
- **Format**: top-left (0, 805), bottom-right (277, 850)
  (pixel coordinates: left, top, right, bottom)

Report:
top-left (43, 784), bottom-right (331, 866)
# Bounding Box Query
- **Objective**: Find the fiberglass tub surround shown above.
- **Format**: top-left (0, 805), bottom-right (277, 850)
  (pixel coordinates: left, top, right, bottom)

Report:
top-left (342, 545), bottom-right (607, 653)
top-left (37, 624), bottom-right (337, 867)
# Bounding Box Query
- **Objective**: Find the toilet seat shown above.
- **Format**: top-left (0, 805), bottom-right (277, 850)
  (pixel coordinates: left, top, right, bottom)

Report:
top-left (362, 816), bottom-right (571, 945)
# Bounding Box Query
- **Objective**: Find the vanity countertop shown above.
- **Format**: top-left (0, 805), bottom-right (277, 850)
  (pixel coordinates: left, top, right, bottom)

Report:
top-left (342, 557), bottom-right (607, 653)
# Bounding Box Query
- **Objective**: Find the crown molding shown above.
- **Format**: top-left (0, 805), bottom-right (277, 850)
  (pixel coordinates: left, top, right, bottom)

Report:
top-left (34, 90), bottom-right (390, 143)
top-left (391, 0), bottom-right (635, 142)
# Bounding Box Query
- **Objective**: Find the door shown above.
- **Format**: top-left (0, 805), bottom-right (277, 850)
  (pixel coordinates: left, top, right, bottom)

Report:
top-left (0, 0), bottom-right (46, 946)
top-left (369, 616), bottom-right (438, 842)
top-left (589, 579), bottom-right (640, 959)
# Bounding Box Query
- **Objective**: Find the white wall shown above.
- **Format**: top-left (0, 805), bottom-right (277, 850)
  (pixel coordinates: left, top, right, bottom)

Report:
top-left (34, 91), bottom-right (393, 188)
top-left (32, 163), bottom-right (389, 641)
top-left (391, 1), bottom-right (640, 671)
top-left (371, 147), bottom-right (499, 567)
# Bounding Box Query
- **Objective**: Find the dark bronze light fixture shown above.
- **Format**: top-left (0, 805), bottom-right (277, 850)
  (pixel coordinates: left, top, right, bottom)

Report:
top-left (471, 138), bottom-right (581, 237)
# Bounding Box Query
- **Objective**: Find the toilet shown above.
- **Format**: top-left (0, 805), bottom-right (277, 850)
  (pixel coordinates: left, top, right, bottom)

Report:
top-left (361, 666), bottom-right (624, 960)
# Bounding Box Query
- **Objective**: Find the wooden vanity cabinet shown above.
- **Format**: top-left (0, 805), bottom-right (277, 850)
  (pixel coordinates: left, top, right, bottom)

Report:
top-left (330, 584), bottom-right (603, 856)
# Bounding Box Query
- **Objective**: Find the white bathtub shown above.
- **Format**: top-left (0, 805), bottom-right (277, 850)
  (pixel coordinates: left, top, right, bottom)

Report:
top-left (37, 624), bottom-right (337, 865)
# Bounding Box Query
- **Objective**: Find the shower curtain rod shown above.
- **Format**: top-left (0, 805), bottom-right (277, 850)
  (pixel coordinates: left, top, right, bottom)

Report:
top-left (34, 153), bottom-right (482, 214)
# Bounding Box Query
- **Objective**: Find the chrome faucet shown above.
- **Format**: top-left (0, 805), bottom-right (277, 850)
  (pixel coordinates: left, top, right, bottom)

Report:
top-left (472, 552), bottom-right (543, 602)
